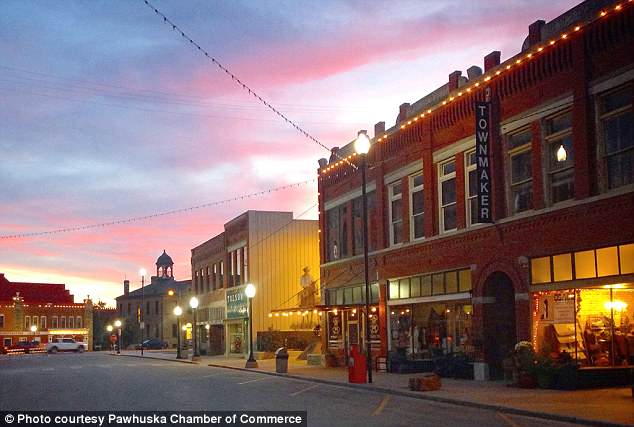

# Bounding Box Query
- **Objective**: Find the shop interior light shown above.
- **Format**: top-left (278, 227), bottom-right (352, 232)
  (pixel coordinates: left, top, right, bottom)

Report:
top-left (605, 300), bottom-right (627, 311)
top-left (371, 307), bottom-right (377, 313)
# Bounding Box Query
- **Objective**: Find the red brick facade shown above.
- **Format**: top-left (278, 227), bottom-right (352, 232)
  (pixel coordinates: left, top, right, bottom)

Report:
top-left (318, 1), bottom-right (634, 377)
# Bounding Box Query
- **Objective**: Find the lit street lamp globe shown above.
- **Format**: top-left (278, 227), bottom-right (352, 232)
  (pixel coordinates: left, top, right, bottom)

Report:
top-left (114, 320), bottom-right (122, 328)
top-left (173, 306), bottom-right (183, 316)
top-left (205, 324), bottom-right (210, 330)
top-left (354, 130), bottom-right (371, 155)
top-left (106, 325), bottom-right (113, 332)
top-left (189, 296), bottom-right (199, 309)
top-left (245, 283), bottom-right (256, 299)
top-left (30, 325), bottom-right (37, 333)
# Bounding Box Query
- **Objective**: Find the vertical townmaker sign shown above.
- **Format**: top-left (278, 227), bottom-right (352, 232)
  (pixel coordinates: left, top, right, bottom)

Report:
top-left (475, 101), bottom-right (493, 223)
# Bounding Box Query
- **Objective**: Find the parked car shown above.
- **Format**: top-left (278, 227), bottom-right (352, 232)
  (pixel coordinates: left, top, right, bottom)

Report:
top-left (135, 339), bottom-right (168, 350)
top-left (3, 341), bottom-right (41, 354)
top-left (46, 338), bottom-right (87, 353)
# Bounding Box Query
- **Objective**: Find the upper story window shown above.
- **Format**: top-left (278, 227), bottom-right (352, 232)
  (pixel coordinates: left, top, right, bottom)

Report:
top-left (409, 173), bottom-right (424, 240)
top-left (388, 181), bottom-right (403, 245)
top-left (212, 264), bottom-right (218, 290)
top-left (544, 110), bottom-right (574, 204)
top-left (508, 128), bottom-right (533, 214)
top-left (219, 261), bottom-right (224, 287)
top-left (352, 192), bottom-right (377, 255)
top-left (51, 316), bottom-right (58, 329)
top-left (40, 316), bottom-right (46, 329)
top-left (24, 316), bottom-right (30, 330)
top-left (599, 85), bottom-right (633, 190)
top-left (155, 300), bottom-right (160, 315)
top-left (326, 204), bottom-right (348, 261)
top-left (465, 151), bottom-right (479, 226)
top-left (242, 248), bottom-right (248, 283)
top-left (439, 159), bottom-right (457, 233)
top-left (0, 314), bottom-right (4, 328)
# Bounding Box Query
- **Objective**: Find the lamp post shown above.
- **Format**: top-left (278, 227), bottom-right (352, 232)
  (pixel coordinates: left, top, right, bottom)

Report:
top-left (173, 305), bottom-right (183, 359)
top-left (30, 324), bottom-right (37, 341)
top-left (189, 296), bottom-right (200, 361)
top-left (114, 319), bottom-right (122, 354)
top-left (244, 283), bottom-right (258, 368)
top-left (139, 268), bottom-right (147, 356)
top-left (106, 325), bottom-right (114, 352)
top-left (355, 130), bottom-right (373, 383)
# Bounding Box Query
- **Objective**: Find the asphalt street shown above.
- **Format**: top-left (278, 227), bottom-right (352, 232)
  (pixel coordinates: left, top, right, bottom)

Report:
top-left (0, 353), bottom-right (581, 427)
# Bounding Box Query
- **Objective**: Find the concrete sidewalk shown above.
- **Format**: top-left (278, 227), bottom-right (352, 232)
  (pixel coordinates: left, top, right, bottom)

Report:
top-left (113, 350), bottom-right (634, 426)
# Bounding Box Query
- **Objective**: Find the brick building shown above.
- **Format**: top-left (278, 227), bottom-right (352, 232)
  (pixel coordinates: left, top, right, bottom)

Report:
top-left (191, 211), bottom-right (319, 357)
top-left (115, 251), bottom-right (192, 348)
top-left (0, 273), bottom-right (92, 350)
top-left (317, 0), bottom-right (633, 380)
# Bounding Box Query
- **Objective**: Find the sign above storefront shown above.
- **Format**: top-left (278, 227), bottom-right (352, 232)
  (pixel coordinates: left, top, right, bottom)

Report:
top-left (226, 286), bottom-right (248, 319)
top-left (475, 101), bottom-right (493, 224)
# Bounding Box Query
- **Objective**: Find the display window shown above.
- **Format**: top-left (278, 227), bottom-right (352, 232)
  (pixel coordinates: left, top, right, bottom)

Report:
top-left (228, 321), bottom-right (245, 355)
top-left (389, 301), bottom-right (474, 360)
top-left (532, 284), bottom-right (634, 368)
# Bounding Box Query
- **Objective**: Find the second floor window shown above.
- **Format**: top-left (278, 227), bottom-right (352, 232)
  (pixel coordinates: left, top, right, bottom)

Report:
top-left (508, 129), bottom-right (533, 214)
top-left (155, 301), bottom-right (160, 315)
top-left (439, 159), bottom-right (457, 233)
top-left (389, 181), bottom-right (403, 245)
top-left (40, 316), bottom-right (46, 329)
top-left (545, 111), bottom-right (574, 204)
top-left (51, 316), bottom-right (58, 329)
top-left (466, 151), bottom-right (479, 226)
top-left (326, 204), bottom-right (348, 261)
top-left (600, 86), bottom-right (633, 190)
top-left (0, 314), bottom-right (4, 328)
top-left (409, 173), bottom-right (424, 239)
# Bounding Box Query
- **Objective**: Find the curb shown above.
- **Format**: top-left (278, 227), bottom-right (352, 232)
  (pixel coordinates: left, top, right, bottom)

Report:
top-left (109, 353), bottom-right (198, 364)
top-left (206, 363), bottom-right (629, 427)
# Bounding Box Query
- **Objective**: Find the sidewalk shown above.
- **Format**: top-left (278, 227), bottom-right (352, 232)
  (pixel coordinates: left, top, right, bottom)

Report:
top-left (114, 350), bottom-right (634, 426)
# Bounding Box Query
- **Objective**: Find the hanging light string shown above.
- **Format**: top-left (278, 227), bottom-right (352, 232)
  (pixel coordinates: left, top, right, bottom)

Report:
top-left (0, 179), bottom-right (315, 240)
top-left (320, 1), bottom-right (633, 176)
top-left (140, 0), bottom-right (353, 168)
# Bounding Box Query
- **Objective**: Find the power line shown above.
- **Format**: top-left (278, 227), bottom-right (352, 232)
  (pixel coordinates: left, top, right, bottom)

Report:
top-left (140, 0), bottom-right (332, 154)
top-left (0, 179), bottom-right (315, 240)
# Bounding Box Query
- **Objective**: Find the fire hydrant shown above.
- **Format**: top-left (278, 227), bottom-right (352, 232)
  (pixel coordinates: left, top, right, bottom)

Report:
top-left (348, 345), bottom-right (367, 383)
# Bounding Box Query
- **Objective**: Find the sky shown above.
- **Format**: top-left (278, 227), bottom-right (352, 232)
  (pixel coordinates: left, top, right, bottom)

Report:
top-left (0, 0), bottom-right (581, 305)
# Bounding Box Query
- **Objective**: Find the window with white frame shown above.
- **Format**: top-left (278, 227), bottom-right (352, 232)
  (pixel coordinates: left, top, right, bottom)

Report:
top-left (243, 247), bottom-right (248, 283)
top-left (508, 128), bottom-right (533, 214)
top-left (409, 173), bottom-right (424, 240)
top-left (51, 316), bottom-right (58, 329)
top-left (212, 263), bottom-right (218, 290)
top-left (439, 159), bottom-right (457, 232)
top-left (60, 316), bottom-right (66, 328)
top-left (76, 317), bottom-right (82, 328)
top-left (40, 316), bottom-right (46, 330)
top-left (465, 151), bottom-right (479, 226)
top-left (3, 338), bottom-right (11, 347)
top-left (68, 316), bottom-right (74, 328)
top-left (544, 110), bottom-right (574, 204)
top-left (599, 85), bottom-right (633, 190)
top-left (32, 316), bottom-right (38, 329)
top-left (0, 314), bottom-right (4, 328)
top-left (388, 181), bottom-right (403, 245)
top-left (24, 316), bottom-right (30, 330)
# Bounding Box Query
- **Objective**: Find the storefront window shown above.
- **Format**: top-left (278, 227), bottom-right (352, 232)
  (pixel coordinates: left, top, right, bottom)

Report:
top-left (532, 284), bottom-right (634, 368)
top-left (390, 302), bottom-right (474, 359)
top-left (228, 322), bottom-right (245, 355)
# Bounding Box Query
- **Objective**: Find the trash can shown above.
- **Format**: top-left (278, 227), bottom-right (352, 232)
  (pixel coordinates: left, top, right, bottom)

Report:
top-left (275, 347), bottom-right (289, 373)
top-left (348, 345), bottom-right (367, 383)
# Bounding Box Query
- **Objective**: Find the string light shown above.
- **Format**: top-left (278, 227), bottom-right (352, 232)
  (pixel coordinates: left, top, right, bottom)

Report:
top-left (319, 2), bottom-right (631, 177)
top-left (0, 179), bottom-right (315, 239)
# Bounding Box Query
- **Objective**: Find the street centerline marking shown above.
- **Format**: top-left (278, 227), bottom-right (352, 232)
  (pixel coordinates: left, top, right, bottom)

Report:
top-left (497, 412), bottom-right (522, 427)
top-left (372, 395), bottom-right (390, 416)
top-left (290, 384), bottom-right (319, 396)
top-left (237, 377), bottom-right (268, 385)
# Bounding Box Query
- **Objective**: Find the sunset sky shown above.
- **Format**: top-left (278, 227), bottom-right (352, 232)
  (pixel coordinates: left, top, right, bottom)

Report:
top-left (0, 0), bottom-right (580, 305)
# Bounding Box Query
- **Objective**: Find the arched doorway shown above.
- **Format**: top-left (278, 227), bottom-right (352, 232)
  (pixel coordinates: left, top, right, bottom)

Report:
top-left (482, 272), bottom-right (517, 380)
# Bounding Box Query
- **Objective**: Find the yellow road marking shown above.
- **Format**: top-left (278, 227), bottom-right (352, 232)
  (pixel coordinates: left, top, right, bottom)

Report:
top-left (290, 384), bottom-right (320, 396)
top-left (497, 412), bottom-right (522, 427)
top-left (372, 395), bottom-right (390, 416)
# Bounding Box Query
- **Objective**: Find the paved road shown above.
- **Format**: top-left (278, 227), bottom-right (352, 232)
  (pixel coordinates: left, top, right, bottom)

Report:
top-left (0, 353), bottom-right (580, 427)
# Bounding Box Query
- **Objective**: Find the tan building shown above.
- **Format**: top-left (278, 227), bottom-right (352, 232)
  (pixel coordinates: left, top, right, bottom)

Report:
top-left (191, 211), bottom-right (319, 357)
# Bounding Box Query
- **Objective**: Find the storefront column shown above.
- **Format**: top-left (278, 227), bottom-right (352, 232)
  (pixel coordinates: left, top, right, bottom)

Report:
top-left (379, 280), bottom-right (388, 357)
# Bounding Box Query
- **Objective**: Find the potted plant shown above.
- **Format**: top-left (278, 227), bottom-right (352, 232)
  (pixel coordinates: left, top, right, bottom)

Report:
top-left (511, 341), bottom-right (537, 388)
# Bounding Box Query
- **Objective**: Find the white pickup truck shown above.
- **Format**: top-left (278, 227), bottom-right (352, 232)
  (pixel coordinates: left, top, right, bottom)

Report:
top-left (46, 338), bottom-right (87, 353)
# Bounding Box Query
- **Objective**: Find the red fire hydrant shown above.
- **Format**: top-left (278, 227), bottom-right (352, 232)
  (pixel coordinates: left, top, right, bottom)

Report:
top-left (348, 345), bottom-right (367, 384)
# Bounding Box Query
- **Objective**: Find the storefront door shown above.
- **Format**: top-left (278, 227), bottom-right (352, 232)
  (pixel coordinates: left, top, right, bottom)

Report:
top-left (209, 325), bottom-right (224, 356)
top-left (226, 320), bottom-right (246, 357)
top-left (483, 272), bottom-right (517, 380)
top-left (347, 317), bottom-right (359, 353)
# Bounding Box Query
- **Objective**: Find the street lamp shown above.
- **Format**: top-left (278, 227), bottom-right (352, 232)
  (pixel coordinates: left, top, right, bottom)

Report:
top-left (189, 296), bottom-right (200, 361)
top-left (30, 324), bottom-right (37, 343)
top-left (114, 319), bottom-right (122, 354)
top-left (245, 283), bottom-right (258, 368)
top-left (174, 305), bottom-right (183, 359)
top-left (139, 267), bottom-right (147, 356)
top-left (355, 129), bottom-right (373, 383)
top-left (106, 325), bottom-right (114, 352)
